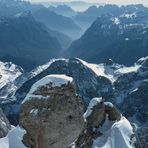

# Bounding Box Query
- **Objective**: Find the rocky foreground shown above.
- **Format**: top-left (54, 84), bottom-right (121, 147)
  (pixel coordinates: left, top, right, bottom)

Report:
top-left (20, 75), bottom-right (84, 148)
top-left (0, 74), bottom-right (142, 148)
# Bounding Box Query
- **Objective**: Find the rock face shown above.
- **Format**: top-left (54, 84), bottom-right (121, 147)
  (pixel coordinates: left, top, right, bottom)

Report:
top-left (20, 75), bottom-right (84, 148)
top-left (0, 108), bottom-right (11, 138)
top-left (71, 98), bottom-right (141, 148)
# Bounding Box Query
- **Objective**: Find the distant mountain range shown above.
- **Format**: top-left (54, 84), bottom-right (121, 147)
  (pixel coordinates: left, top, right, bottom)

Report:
top-left (67, 9), bottom-right (148, 66)
top-left (41, 1), bottom-right (102, 11)
top-left (0, 13), bottom-right (62, 71)
top-left (0, 1), bottom-right (148, 69)
top-left (0, 0), bottom-right (80, 46)
top-left (73, 4), bottom-right (148, 30)
top-left (48, 5), bottom-right (76, 17)
top-left (0, 0), bottom-right (43, 17)
top-left (32, 7), bottom-right (82, 40)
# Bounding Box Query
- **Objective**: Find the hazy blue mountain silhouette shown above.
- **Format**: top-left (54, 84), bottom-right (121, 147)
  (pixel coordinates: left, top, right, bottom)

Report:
top-left (0, 0), bottom-right (43, 17)
top-left (74, 4), bottom-right (148, 30)
top-left (48, 5), bottom-right (76, 17)
top-left (32, 7), bottom-right (82, 39)
top-left (0, 13), bottom-right (62, 71)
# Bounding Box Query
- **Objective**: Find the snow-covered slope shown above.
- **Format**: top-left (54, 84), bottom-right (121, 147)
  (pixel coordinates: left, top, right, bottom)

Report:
top-left (0, 61), bottom-right (22, 90)
top-left (0, 61), bottom-right (23, 102)
top-left (78, 58), bottom-right (142, 83)
top-left (91, 98), bottom-right (137, 148)
top-left (0, 126), bottom-right (26, 148)
top-left (92, 117), bottom-right (136, 148)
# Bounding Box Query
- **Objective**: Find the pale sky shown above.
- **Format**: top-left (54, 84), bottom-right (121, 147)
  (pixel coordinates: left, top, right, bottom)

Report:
top-left (29, 0), bottom-right (148, 5)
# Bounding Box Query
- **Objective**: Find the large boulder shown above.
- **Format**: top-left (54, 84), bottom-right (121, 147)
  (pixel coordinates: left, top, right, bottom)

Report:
top-left (20, 74), bottom-right (84, 148)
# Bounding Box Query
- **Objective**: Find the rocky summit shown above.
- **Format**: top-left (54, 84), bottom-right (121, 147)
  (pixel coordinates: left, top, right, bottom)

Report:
top-left (20, 75), bottom-right (84, 148)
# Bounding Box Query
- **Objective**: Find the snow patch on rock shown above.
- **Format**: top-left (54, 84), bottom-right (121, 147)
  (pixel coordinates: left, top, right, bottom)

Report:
top-left (105, 102), bottom-right (114, 108)
top-left (116, 64), bottom-right (140, 74)
top-left (114, 17), bottom-right (120, 25)
top-left (122, 12), bottom-right (137, 19)
top-left (22, 74), bottom-right (73, 103)
top-left (84, 97), bottom-right (103, 119)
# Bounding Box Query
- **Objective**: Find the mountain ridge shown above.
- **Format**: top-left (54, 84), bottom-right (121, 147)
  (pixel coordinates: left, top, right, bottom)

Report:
top-left (0, 13), bottom-right (62, 71)
top-left (67, 14), bottom-right (148, 66)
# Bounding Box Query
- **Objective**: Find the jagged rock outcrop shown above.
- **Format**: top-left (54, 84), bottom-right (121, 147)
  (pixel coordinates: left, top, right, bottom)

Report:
top-left (20, 74), bottom-right (84, 148)
top-left (0, 108), bottom-right (11, 138)
top-left (71, 98), bottom-right (141, 148)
